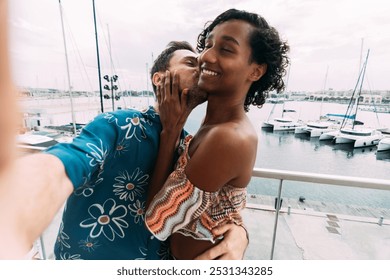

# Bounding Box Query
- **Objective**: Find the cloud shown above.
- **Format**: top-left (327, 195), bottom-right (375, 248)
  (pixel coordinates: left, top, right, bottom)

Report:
top-left (8, 0), bottom-right (390, 91)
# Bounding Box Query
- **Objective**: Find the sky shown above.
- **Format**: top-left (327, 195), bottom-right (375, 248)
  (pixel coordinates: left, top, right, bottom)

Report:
top-left (7, 0), bottom-right (390, 92)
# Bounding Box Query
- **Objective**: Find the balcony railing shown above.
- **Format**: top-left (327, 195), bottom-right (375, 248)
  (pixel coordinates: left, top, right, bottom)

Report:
top-left (250, 167), bottom-right (390, 259)
top-left (35, 167), bottom-right (390, 260)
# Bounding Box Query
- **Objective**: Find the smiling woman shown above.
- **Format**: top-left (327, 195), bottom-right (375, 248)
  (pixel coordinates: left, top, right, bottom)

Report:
top-left (145, 8), bottom-right (290, 260)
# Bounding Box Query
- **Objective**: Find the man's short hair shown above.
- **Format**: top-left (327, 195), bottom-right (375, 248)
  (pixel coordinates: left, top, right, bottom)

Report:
top-left (150, 41), bottom-right (195, 93)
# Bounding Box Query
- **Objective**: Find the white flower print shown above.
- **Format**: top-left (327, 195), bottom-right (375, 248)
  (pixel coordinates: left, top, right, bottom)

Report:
top-left (74, 175), bottom-right (95, 197)
top-left (142, 107), bottom-right (157, 126)
top-left (103, 112), bottom-right (119, 125)
top-left (121, 114), bottom-right (147, 142)
top-left (114, 138), bottom-right (130, 158)
top-left (128, 200), bottom-right (145, 224)
top-left (56, 222), bottom-right (70, 250)
top-left (135, 247), bottom-right (148, 260)
top-left (59, 252), bottom-right (82, 260)
top-left (86, 139), bottom-right (107, 167)
top-left (113, 169), bottom-right (147, 201)
top-left (80, 198), bottom-right (128, 241)
top-left (79, 236), bottom-right (101, 253)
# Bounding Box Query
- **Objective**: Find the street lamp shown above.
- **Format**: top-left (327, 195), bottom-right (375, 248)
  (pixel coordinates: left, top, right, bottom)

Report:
top-left (103, 74), bottom-right (119, 111)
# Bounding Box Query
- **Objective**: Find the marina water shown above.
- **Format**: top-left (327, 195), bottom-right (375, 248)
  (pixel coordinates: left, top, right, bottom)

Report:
top-left (187, 100), bottom-right (390, 209)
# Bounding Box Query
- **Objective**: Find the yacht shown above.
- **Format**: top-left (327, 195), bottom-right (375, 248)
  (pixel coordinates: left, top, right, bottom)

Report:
top-left (334, 127), bottom-right (382, 148)
top-left (377, 137), bottom-right (390, 152)
top-left (295, 120), bottom-right (338, 138)
top-left (262, 116), bottom-right (304, 132)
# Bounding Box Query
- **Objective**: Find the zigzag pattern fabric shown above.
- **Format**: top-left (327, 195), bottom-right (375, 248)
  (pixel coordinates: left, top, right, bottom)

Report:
top-left (146, 135), bottom-right (246, 242)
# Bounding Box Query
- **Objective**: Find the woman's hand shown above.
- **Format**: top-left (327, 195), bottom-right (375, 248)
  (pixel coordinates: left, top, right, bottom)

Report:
top-left (156, 70), bottom-right (189, 138)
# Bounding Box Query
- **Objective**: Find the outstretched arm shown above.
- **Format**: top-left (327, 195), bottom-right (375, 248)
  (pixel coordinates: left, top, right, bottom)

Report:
top-left (0, 2), bottom-right (73, 258)
top-left (0, 0), bottom-right (18, 171)
top-left (0, 153), bottom-right (73, 259)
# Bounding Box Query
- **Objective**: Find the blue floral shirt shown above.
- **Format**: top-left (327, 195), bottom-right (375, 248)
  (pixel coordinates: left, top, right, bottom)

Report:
top-left (46, 106), bottom-right (178, 260)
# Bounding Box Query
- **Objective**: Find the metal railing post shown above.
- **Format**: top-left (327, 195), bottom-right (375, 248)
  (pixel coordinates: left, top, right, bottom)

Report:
top-left (270, 179), bottom-right (283, 260)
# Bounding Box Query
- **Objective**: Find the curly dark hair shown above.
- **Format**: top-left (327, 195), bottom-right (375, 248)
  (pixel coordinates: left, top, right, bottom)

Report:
top-left (150, 41), bottom-right (195, 94)
top-left (197, 9), bottom-right (290, 112)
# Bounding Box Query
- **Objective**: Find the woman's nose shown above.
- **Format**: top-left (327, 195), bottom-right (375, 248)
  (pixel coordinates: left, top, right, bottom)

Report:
top-left (199, 47), bottom-right (216, 64)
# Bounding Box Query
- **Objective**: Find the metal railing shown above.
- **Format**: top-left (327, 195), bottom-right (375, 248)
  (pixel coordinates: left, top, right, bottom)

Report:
top-left (250, 167), bottom-right (390, 259)
top-left (36, 167), bottom-right (390, 260)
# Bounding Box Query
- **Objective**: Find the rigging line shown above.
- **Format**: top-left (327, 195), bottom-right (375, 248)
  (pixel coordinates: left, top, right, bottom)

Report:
top-left (354, 49), bottom-right (370, 129)
top-left (94, 6), bottom-right (136, 98)
top-left (62, 10), bottom-right (94, 93)
top-left (58, 0), bottom-right (77, 135)
top-left (96, 11), bottom-right (123, 89)
top-left (95, 12), bottom-right (131, 108)
top-left (340, 52), bottom-right (367, 129)
top-left (105, 23), bottom-right (128, 109)
top-left (364, 72), bottom-right (381, 126)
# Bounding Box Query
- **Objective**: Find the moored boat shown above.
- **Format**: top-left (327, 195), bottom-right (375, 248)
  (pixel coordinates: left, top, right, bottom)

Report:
top-left (263, 117), bottom-right (304, 132)
top-left (295, 120), bottom-right (338, 138)
top-left (377, 137), bottom-right (390, 152)
top-left (334, 127), bottom-right (382, 148)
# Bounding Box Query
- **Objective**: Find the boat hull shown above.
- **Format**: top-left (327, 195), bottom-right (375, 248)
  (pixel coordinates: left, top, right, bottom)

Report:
top-left (377, 137), bottom-right (390, 152)
top-left (262, 117), bottom-right (304, 132)
top-left (334, 128), bottom-right (382, 148)
top-left (319, 130), bottom-right (339, 141)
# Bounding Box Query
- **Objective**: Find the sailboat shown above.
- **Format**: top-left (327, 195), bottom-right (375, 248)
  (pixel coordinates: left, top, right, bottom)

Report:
top-left (294, 66), bottom-right (339, 137)
top-left (261, 63), bottom-right (304, 132)
top-left (261, 104), bottom-right (303, 132)
top-left (320, 50), bottom-right (382, 148)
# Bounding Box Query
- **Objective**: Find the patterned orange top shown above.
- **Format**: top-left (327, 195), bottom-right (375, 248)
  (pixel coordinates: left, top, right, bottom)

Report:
top-left (146, 135), bottom-right (246, 242)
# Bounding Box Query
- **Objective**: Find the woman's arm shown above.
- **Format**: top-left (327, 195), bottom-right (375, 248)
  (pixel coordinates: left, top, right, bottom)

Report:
top-left (146, 71), bottom-right (190, 208)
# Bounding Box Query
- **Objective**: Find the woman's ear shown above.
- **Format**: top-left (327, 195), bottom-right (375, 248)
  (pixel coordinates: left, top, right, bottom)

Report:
top-left (250, 63), bottom-right (267, 82)
top-left (152, 72), bottom-right (163, 87)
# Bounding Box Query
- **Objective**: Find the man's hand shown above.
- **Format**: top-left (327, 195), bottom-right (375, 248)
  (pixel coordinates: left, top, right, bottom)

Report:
top-left (194, 223), bottom-right (249, 260)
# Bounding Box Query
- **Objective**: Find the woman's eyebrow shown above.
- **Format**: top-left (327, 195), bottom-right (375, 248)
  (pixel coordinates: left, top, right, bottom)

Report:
top-left (206, 33), bottom-right (240, 46)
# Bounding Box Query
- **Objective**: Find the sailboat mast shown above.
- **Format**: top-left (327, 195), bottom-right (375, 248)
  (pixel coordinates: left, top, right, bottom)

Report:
top-left (92, 0), bottom-right (104, 113)
top-left (319, 65), bottom-right (329, 117)
top-left (358, 38), bottom-right (364, 75)
top-left (353, 49), bottom-right (370, 129)
top-left (58, 0), bottom-right (77, 136)
top-left (281, 63), bottom-right (291, 118)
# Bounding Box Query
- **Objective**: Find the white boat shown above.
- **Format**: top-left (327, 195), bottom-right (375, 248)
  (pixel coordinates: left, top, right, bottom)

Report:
top-left (377, 127), bottom-right (390, 135)
top-left (319, 129), bottom-right (340, 141)
top-left (263, 116), bottom-right (303, 132)
top-left (295, 120), bottom-right (338, 138)
top-left (17, 133), bottom-right (58, 153)
top-left (334, 127), bottom-right (382, 148)
top-left (377, 137), bottom-right (390, 152)
top-left (262, 100), bottom-right (304, 132)
top-left (321, 50), bottom-right (380, 149)
top-left (16, 130), bottom-right (73, 154)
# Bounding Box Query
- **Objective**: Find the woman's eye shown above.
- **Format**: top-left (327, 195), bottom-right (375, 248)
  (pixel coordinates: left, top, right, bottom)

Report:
top-left (221, 46), bottom-right (233, 53)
